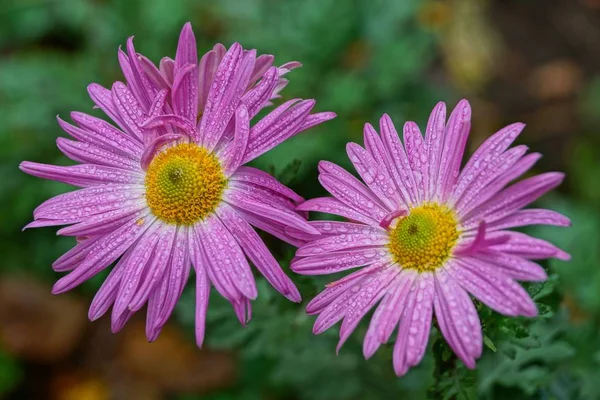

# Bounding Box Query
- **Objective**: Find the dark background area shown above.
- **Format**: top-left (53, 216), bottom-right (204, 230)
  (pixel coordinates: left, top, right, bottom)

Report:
top-left (1, 0), bottom-right (599, 399)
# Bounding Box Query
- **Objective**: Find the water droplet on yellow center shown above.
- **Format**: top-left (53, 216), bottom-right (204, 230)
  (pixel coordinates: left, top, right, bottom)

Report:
top-left (388, 203), bottom-right (459, 272)
top-left (145, 143), bottom-right (226, 225)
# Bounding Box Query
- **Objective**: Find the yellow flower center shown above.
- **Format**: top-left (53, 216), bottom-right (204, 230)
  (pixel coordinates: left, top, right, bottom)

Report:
top-left (388, 203), bottom-right (459, 272)
top-left (145, 143), bottom-right (226, 225)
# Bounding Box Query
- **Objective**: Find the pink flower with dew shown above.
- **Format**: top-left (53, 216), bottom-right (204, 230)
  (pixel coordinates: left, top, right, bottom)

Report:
top-left (20, 23), bottom-right (335, 345)
top-left (290, 100), bottom-right (570, 376)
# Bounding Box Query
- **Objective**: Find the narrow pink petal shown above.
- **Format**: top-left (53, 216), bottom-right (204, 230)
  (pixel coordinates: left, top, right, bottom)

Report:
top-left (448, 259), bottom-right (537, 317)
top-left (201, 217), bottom-right (258, 300)
top-left (402, 121), bottom-right (428, 204)
top-left (87, 83), bottom-right (140, 140)
top-left (485, 209), bottom-right (571, 231)
top-left (249, 54), bottom-right (275, 87)
top-left (452, 122), bottom-right (525, 203)
top-left (56, 206), bottom-right (148, 237)
top-left (379, 115), bottom-right (418, 206)
top-left (193, 257), bottom-right (211, 348)
top-left (111, 81), bottom-right (146, 141)
top-left (436, 99), bottom-right (471, 201)
top-left (306, 265), bottom-right (382, 315)
top-left (296, 197), bottom-right (379, 226)
top-left (393, 273), bottom-right (435, 376)
top-left (225, 189), bottom-right (318, 235)
top-left (319, 174), bottom-right (387, 223)
top-left (112, 221), bottom-right (163, 319)
top-left (433, 269), bottom-right (482, 369)
top-left (312, 273), bottom-right (377, 334)
top-left (220, 105), bottom-right (250, 176)
top-left (173, 22), bottom-right (199, 121)
top-left (200, 44), bottom-right (254, 150)
top-left (374, 269), bottom-right (418, 344)
top-left (216, 204), bottom-right (301, 302)
top-left (155, 227), bottom-right (191, 327)
top-left (296, 112), bottom-right (336, 133)
top-left (20, 162), bottom-right (143, 187)
top-left (52, 215), bottom-right (157, 294)
top-left (197, 44), bottom-right (226, 113)
top-left (56, 138), bottom-right (139, 170)
top-left (455, 145), bottom-right (529, 214)
top-left (296, 232), bottom-right (388, 257)
top-left (242, 99), bottom-right (315, 163)
top-left (291, 247), bottom-right (388, 275)
top-left (362, 122), bottom-right (405, 206)
top-left (231, 166), bottom-right (304, 204)
top-left (88, 256), bottom-right (126, 321)
top-left (425, 101), bottom-right (447, 201)
top-left (461, 171), bottom-right (565, 227)
top-left (336, 267), bottom-right (398, 353)
top-left (286, 220), bottom-right (385, 242)
top-left (472, 251), bottom-right (547, 281)
top-left (319, 161), bottom-right (386, 207)
top-left (346, 142), bottom-right (398, 210)
top-left (124, 38), bottom-right (156, 111)
top-left (231, 206), bottom-right (305, 247)
top-left (34, 184), bottom-right (144, 223)
top-left (52, 237), bottom-right (100, 272)
top-left (159, 57), bottom-right (175, 85)
top-left (242, 67), bottom-right (279, 118)
top-left (128, 225), bottom-right (177, 311)
top-left (60, 113), bottom-right (142, 157)
top-left (145, 269), bottom-right (170, 341)
top-left (486, 231), bottom-right (570, 261)
top-left (139, 54), bottom-right (170, 92)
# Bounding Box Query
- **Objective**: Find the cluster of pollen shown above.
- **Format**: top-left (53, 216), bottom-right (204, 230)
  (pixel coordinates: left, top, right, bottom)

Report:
top-left (145, 143), bottom-right (226, 225)
top-left (388, 203), bottom-right (460, 272)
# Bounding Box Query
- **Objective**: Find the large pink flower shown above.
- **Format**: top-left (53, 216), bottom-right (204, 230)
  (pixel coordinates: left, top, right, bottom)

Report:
top-left (290, 100), bottom-right (569, 376)
top-left (20, 23), bottom-right (335, 345)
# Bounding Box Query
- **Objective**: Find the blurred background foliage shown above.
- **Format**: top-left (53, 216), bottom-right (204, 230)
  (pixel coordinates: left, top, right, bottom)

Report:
top-left (1, 0), bottom-right (599, 399)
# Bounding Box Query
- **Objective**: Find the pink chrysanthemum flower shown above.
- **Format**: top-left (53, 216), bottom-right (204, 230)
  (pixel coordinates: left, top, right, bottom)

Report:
top-left (290, 100), bottom-right (570, 376)
top-left (20, 23), bottom-right (335, 345)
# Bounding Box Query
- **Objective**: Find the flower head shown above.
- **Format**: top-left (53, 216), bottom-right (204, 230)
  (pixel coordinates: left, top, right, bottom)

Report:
top-left (20, 23), bottom-right (335, 345)
top-left (290, 100), bottom-right (569, 376)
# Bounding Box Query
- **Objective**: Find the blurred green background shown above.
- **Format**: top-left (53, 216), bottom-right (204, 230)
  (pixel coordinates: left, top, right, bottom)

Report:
top-left (1, 0), bottom-right (599, 399)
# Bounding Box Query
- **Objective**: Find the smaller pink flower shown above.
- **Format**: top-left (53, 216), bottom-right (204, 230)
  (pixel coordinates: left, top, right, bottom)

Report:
top-left (290, 100), bottom-right (570, 376)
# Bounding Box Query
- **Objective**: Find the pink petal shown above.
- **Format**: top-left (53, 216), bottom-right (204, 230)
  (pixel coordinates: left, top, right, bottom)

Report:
top-left (242, 99), bottom-right (315, 163)
top-left (485, 209), bottom-right (571, 231)
top-left (201, 217), bottom-right (258, 300)
top-left (319, 174), bottom-right (387, 223)
top-left (346, 142), bottom-right (398, 210)
top-left (436, 99), bottom-right (471, 201)
top-left (462, 171), bottom-right (565, 228)
top-left (448, 259), bottom-right (537, 317)
top-left (173, 22), bottom-right (199, 121)
top-left (336, 267), bottom-right (398, 353)
top-left (296, 231), bottom-right (388, 257)
top-left (291, 247), bottom-right (388, 275)
top-left (379, 115), bottom-right (418, 206)
top-left (433, 269), bottom-right (482, 369)
top-left (52, 215), bottom-right (157, 294)
top-left (486, 230), bottom-right (570, 261)
top-left (220, 105), bottom-right (250, 176)
top-left (56, 138), bottom-right (139, 170)
top-left (20, 162), bottom-right (144, 187)
top-left (230, 166), bottom-right (304, 204)
top-left (393, 273), bottom-right (435, 376)
top-left (452, 122), bottom-right (525, 203)
top-left (425, 101), bottom-right (446, 201)
top-left (216, 204), bottom-right (301, 302)
top-left (225, 189), bottom-right (318, 235)
top-left (472, 251), bottom-right (547, 281)
top-left (402, 120), bottom-right (428, 204)
top-left (296, 197), bottom-right (379, 226)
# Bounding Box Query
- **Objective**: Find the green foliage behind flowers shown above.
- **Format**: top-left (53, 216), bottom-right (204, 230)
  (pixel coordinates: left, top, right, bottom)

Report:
top-left (1, 0), bottom-right (599, 399)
